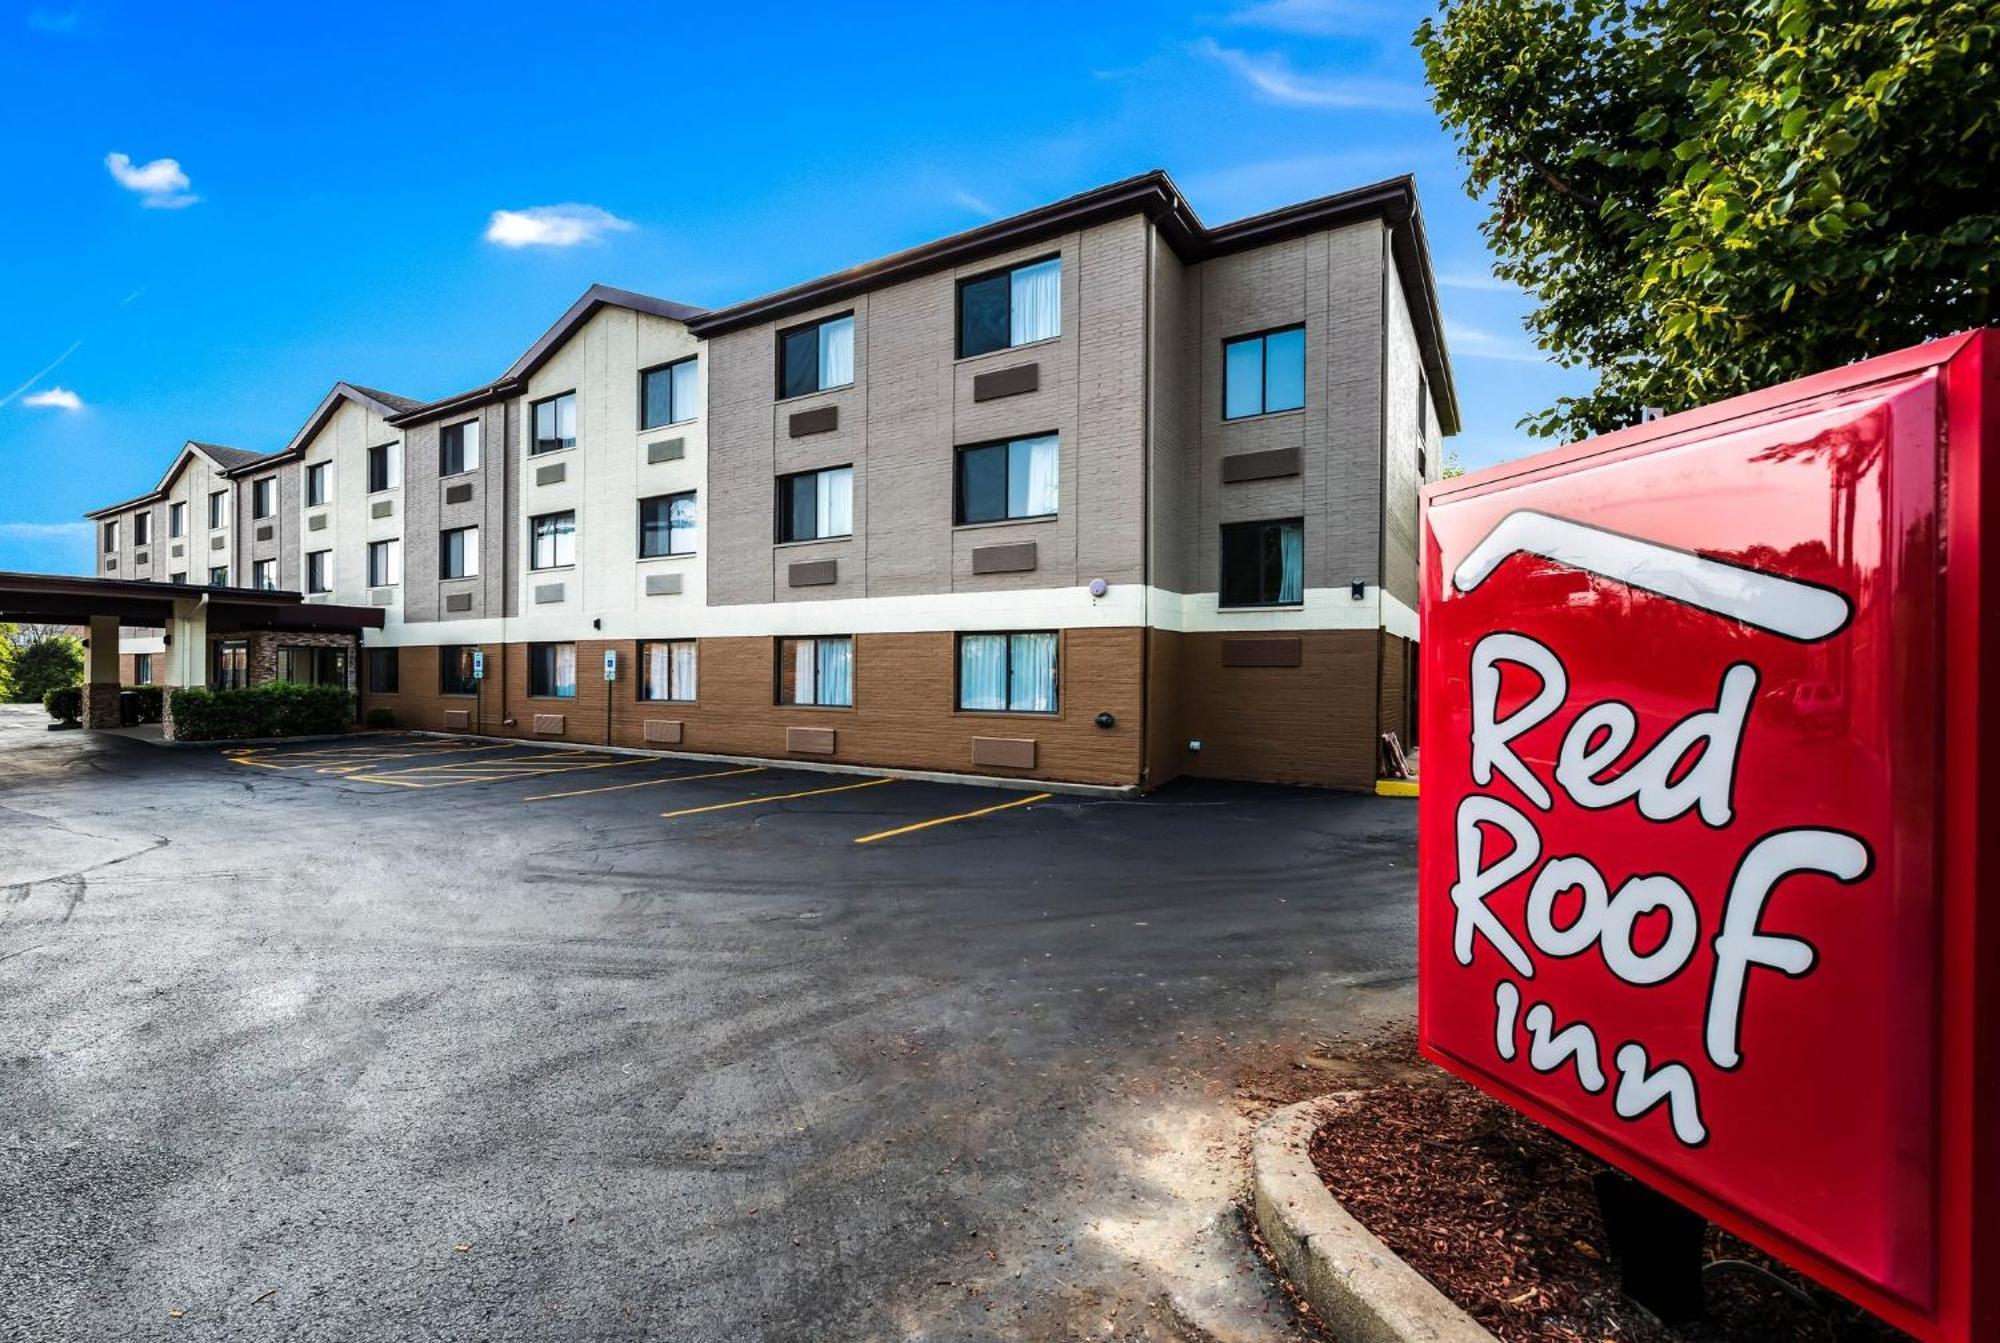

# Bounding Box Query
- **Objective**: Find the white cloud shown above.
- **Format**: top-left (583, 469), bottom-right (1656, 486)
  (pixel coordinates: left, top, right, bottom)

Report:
top-left (22, 386), bottom-right (81, 410)
top-left (0, 521), bottom-right (92, 540)
top-left (1191, 38), bottom-right (1418, 110)
top-left (484, 204), bottom-right (634, 248)
top-left (1226, 0), bottom-right (1409, 37)
top-left (1437, 267), bottom-right (1518, 294)
top-left (1446, 320), bottom-right (1550, 365)
top-left (951, 188), bottom-right (999, 219)
top-left (105, 152), bottom-right (198, 208)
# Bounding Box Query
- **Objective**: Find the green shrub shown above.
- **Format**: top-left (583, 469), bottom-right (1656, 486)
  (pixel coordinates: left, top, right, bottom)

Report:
top-left (167, 682), bottom-right (355, 741)
top-left (128, 686), bottom-right (164, 723)
top-left (11, 634), bottom-right (84, 704)
top-left (43, 685), bottom-right (82, 724)
top-left (363, 707), bottom-right (397, 729)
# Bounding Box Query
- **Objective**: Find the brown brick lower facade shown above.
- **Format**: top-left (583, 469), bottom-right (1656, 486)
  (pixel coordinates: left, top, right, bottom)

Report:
top-left (359, 625), bottom-right (1408, 793)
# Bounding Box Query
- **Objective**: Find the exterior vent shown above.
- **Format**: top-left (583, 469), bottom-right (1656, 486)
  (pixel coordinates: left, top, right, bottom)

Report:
top-left (371, 499), bottom-right (394, 519)
top-left (643, 719), bottom-right (684, 745)
top-left (788, 559), bottom-right (837, 588)
top-left (307, 514), bottom-right (327, 532)
top-left (647, 438), bottom-right (685, 464)
top-left (972, 362), bottom-right (1039, 402)
top-left (1221, 636), bottom-right (1303, 667)
top-left (534, 583), bottom-right (564, 604)
top-left (444, 593), bottom-right (474, 613)
top-left (535, 462), bottom-right (566, 486)
top-left (105, 558), bottom-right (117, 571)
top-left (971, 541), bottom-right (1037, 575)
top-left (971, 737), bottom-right (1037, 770)
top-left (1221, 447), bottom-right (1303, 484)
top-left (171, 543), bottom-right (184, 557)
top-left (369, 588), bottom-right (395, 607)
top-left (788, 405), bottom-right (838, 437)
top-left (786, 726), bottom-right (836, 755)
top-left (532, 713), bottom-right (566, 736)
top-left (644, 572), bottom-right (683, 596)
top-left (443, 482), bottom-right (474, 505)
top-left (134, 551), bottom-right (149, 566)
top-left (255, 524), bottom-right (274, 542)
top-left (210, 535), bottom-right (226, 551)
top-left (443, 709), bottom-right (472, 731)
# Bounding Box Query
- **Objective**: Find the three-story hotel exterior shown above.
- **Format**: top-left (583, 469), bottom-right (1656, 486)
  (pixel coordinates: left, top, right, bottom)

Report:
top-left (81, 171), bottom-right (1456, 791)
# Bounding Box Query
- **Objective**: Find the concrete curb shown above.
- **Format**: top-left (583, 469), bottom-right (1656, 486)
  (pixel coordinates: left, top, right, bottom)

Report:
top-left (1252, 1094), bottom-right (1493, 1343)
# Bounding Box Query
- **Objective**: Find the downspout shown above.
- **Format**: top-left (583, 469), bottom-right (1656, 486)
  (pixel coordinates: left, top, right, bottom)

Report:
top-left (1138, 222), bottom-right (1155, 789)
top-left (1373, 223), bottom-right (1392, 769)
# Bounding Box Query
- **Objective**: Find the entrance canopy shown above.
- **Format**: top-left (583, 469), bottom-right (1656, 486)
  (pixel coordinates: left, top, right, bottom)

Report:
top-left (0, 570), bottom-right (386, 635)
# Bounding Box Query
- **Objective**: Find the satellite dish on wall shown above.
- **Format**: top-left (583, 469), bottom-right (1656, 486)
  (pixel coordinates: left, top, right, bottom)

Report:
top-left (1088, 578), bottom-right (1108, 598)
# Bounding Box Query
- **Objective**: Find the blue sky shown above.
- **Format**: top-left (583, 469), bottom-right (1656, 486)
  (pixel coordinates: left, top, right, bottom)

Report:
top-left (0, 0), bottom-right (1587, 574)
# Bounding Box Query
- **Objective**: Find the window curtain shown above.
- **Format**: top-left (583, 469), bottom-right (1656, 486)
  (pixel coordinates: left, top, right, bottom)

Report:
top-left (669, 641), bottom-right (697, 701)
top-left (646, 642), bottom-right (672, 700)
top-left (1011, 435), bottom-right (1058, 518)
top-left (1011, 259), bottom-right (1061, 345)
top-left (553, 643), bottom-right (577, 698)
top-left (1278, 523), bottom-right (1304, 604)
top-left (791, 639), bottom-right (816, 705)
top-left (819, 317), bottom-right (854, 388)
top-left (959, 635), bottom-right (1008, 710)
top-left (670, 359), bottom-right (699, 423)
top-left (819, 467), bottom-right (853, 537)
top-left (815, 638), bottom-right (853, 706)
top-left (1009, 633), bottom-right (1058, 712)
top-left (669, 494), bottom-right (698, 553)
top-left (462, 422), bottom-right (481, 471)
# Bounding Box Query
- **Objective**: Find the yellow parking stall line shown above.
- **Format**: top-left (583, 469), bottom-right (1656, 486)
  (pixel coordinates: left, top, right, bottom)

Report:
top-left (661, 775), bottom-right (894, 820)
top-left (354, 750), bottom-right (613, 780)
top-left (524, 765), bottom-right (766, 803)
top-left (347, 758), bottom-right (647, 790)
top-left (852, 791), bottom-right (1054, 846)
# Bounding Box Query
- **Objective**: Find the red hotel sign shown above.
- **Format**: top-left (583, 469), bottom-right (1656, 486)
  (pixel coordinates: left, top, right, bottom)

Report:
top-left (1418, 330), bottom-right (1998, 1342)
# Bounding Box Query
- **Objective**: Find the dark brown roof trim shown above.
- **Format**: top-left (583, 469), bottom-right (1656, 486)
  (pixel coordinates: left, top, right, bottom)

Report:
top-left (682, 170), bottom-right (1458, 434)
top-left (0, 569), bottom-right (386, 630)
top-left (235, 380), bottom-right (424, 473)
top-left (83, 489), bottom-right (165, 520)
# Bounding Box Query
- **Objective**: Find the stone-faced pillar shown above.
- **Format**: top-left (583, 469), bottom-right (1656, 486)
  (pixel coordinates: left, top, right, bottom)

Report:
top-left (83, 614), bottom-right (123, 729)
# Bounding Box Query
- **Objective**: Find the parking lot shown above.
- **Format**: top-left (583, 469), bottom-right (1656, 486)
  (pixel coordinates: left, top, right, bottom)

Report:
top-left (0, 707), bottom-right (1418, 1342)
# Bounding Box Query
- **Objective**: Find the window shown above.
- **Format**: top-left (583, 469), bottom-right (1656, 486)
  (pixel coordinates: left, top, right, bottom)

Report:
top-left (305, 461), bottom-right (330, 507)
top-left (367, 648), bottom-right (399, 694)
top-left (440, 420), bottom-right (480, 475)
top-left (638, 492), bottom-right (697, 558)
top-left (1220, 518), bottom-right (1305, 607)
top-left (102, 520), bottom-right (118, 551)
top-left (957, 256), bottom-right (1061, 358)
top-left (529, 642), bottom-right (577, 698)
top-left (367, 442), bottom-right (400, 493)
top-left (640, 357), bottom-right (699, 429)
top-left (252, 558), bottom-right (277, 590)
top-left (209, 565), bottom-right (229, 587)
top-left (306, 550), bottom-right (331, 594)
top-left (133, 512), bottom-right (151, 546)
top-left (208, 490), bottom-right (228, 529)
top-left (777, 314), bottom-right (854, 399)
top-left (1223, 326), bottom-right (1306, 420)
top-left (214, 640), bottom-right (248, 690)
top-left (439, 645), bottom-right (480, 695)
top-left (956, 433), bottom-right (1059, 524)
top-left (958, 632), bottom-right (1059, 713)
top-left (252, 476), bottom-right (276, 519)
top-left (276, 646), bottom-right (347, 687)
top-left (529, 511), bottom-right (575, 570)
top-left (639, 640), bottom-right (698, 702)
top-left (367, 538), bottom-right (401, 588)
top-left (777, 636), bottom-right (853, 707)
top-left (440, 526), bottom-right (480, 579)
top-left (169, 572), bottom-right (186, 585)
top-left (133, 653), bottom-right (153, 686)
top-left (776, 466), bottom-right (853, 543)
top-left (531, 392), bottom-right (576, 455)
top-left (169, 501), bottom-right (186, 537)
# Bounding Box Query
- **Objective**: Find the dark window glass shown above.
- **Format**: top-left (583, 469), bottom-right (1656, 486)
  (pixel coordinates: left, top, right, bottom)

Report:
top-left (133, 653), bottom-right (153, 686)
top-left (305, 462), bottom-right (329, 507)
top-left (777, 315), bottom-right (853, 398)
top-left (306, 550), bottom-right (330, 593)
top-left (775, 466), bottom-right (853, 543)
top-left (367, 648), bottom-right (399, 694)
top-left (133, 513), bottom-right (151, 545)
top-left (640, 357), bottom-right (699, 430)
top-left (955, 434), bottom-right (1058, 524)
top-left (440, 420), bottom-right (480, 475)
top-left (169, 501), bottom-right (186, 537)
top-left (529, 512), bottom-right (574, 569)
top-left (367, 539), bottom-right (400, 587)
top-left (775, 636), bottom-right (854, 707)
top-left (956, 257), bottom-right (1060, 358)
top-left (531, 393), bottom-right (576, 455)
top-left (367, 443), bottom-right (397, 492)
top-left (639, 492), bottom-right (697, 557)
top-left (209, 491), bottom-right (227, 528)
top-left (102, 521), bottom-right (118, 550)
top-left (440, 526), bottom-right (479, 579)
top-left (1219, 518), bottom-right (1305, 607)
top-left (276, 646), bottom-right (347, 688)
top-left (529, 643), bottom-right (576, 698)
top-left (957, 272), bottom-right (1010, 359)
top-left (639, 640), bottom-right (697, 702)
top-left (214, 640), bottom-right (248, 690)
top-left (253, 559), bottom-right (277, 590)
top-left (439, 645), bottom-right (480, 695)
top-left (252, 477), bottom-right (275, 518)
top-left (780, 326), bottom-right (821, 399)
top-left (1223, 326), bottom-right (1306, 420)
top-left (209, 566), bottom-right (228, 587)
top-left (169, 572), bottom-right (186, 585)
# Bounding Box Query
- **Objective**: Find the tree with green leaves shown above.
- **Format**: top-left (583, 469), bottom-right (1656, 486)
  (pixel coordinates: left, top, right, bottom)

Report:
top-left (9, 633), bottom-right (85, 705)
top-left (0, 623), bottom-right (15, 702)
top-left (1418, 0), bottom-right (1999, 440)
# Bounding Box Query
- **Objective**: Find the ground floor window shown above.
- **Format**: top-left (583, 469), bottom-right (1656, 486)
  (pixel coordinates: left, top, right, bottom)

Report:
top-left (214, 640), bottom-right (248, 690)
top-left (529, 642), bottom-right (577, 699)
top-left (777, 636), bottom-right (853, 707)
top-left (277, 645), bottom-right (348, 688)
top-left (640, 640), bottom-right (697, 702)
top-left (132, 652), bottom-right (153, 686)
top-left (957, 632), bottom-right (1058, 713)
top-left (366, 648), bottom-right (399, 694)
top-left (1220, 518), bottom-right (1304, 607)
top-left (439, 645), bottom-right (480, 696)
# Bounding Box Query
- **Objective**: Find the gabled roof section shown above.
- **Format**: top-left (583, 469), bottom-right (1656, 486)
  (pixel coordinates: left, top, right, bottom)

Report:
top-left (387, 284), bottom-right (706, 427)
top-left (85, 439), bottom-right (259, 518)
top-left (249, 380), bottom-right (425, 469)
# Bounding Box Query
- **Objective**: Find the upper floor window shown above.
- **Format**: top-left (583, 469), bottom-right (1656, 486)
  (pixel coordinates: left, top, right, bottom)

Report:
top-left (531, 392), bottom-right (576, 455)
top-left (776, 465), bottom-right (853, 544)
top-left (252, 558), bottom-right (278, 591)
top-left (102, 520), bottom-right (118, 551)
top-left (305, 461), bottom-right (330, 507)
top-left (639, 640), bottom-right (697, 703)
top-left (133, 512), bottom-right (151, 546)
top-left (529, 511), bottom-right (575, 570)
top-left (956, 433), bottom-right (1058, 525)
top-left (957, 256), bottom-right (1061, 358)
top-left (1223, 326), bottom-right (1306, 420)
top-left (252, 476), bottom-right (276, 519)
top-left (638, 492), bottom-right (697, 558)
top-left (306, 549), bottom-right (331, 594)
top-left (169, 571), bottom-right (187, 585)
top-left (440, 420), bottom-right (480, 475)
top-left (529, 642), bottom-right (577, 699)
top-left (209, 565), bottom-right (229, 587)
top-left (169, 501), bottom-right (186, 537)
top-left (778, 314), bottom-right (854, 399)
top-left (641, 357), bottom-right (699, 429)
top-left (777, 635), bottom-right (853, 708)
top-left (440, 526), bottom-right (480, 580)
top-left (1220, 518), bottom-right (1304, 608)
top-left (367, 442), bottom-right (400, 493)
top-left (439, 645), bottom-right (480, 696)
top-left (367, 538), bottom-right (401, 588)
top-left (958, 632), bottom-right (1059, 713)
top-left (208, 490), bottom-right (228, 529)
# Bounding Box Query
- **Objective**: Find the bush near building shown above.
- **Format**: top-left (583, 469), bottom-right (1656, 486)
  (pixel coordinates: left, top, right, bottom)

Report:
top-left (167, 683), bottom-right (354, 741)
top-left (42, 686), bottom-right (83, 726)
top-left (9, 634), bottom-right (84, 705)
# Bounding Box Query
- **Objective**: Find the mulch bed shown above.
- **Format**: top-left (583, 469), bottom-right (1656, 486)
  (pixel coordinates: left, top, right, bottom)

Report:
top-left (1301, 1032), bottom-right (1914, 1343)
